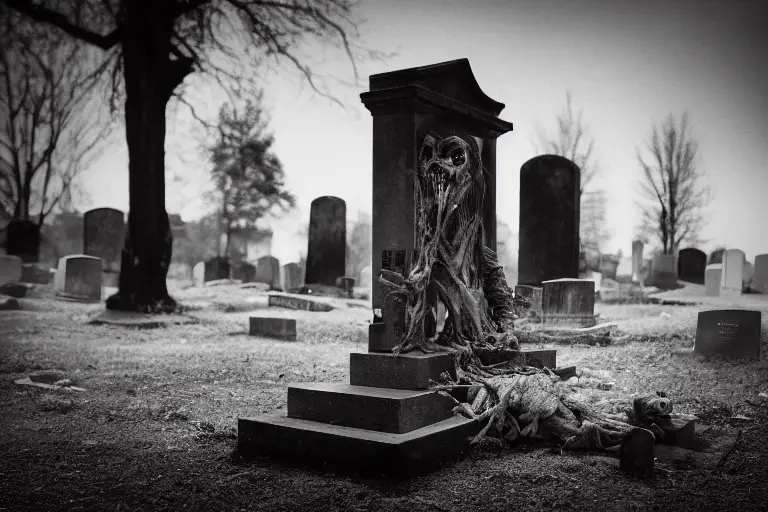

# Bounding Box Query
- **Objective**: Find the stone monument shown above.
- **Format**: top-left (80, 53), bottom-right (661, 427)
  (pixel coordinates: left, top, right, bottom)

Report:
top-left (238, 58), bottom-right (514, 475)
top-left (83, 208), bottom-right (125, 281)
top-left (677, 248), bottom-right (706, 285)
top-left (305, 196), bottom-right (346, 286)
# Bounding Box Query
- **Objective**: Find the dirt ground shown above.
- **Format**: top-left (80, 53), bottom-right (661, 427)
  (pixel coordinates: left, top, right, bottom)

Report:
top-left (1, 284), bottom-right (767, 512)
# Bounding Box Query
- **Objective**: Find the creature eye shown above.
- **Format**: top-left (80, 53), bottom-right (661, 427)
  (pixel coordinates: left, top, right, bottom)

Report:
top-left (450, 148), bottom-right (466, 166)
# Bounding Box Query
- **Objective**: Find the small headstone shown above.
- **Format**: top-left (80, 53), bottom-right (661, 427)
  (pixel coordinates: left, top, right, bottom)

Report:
top-left (720, 249), bottom-right (744, 298)
top-left (256, 255), bottom-right (281, 289)
top-left (205, 257), bottom-right (230, 283)
top-left (518, 155), bottom-right (580, 286)
top-left (677, 248), bottom-right (707, 284)
top-left (631, 240), bottom-right (644, 284)
top-left (704, 264), bottom-right (722, 297)
top-left (54, 255), bottom-right (102, 301)
top-left (753, 254), bottom-right (768, 294)
top-left (282, 262), bottom-right (303, 291)
top-left (83, 208), bottom-right (125, 273)
top-left (249, 316), bottom-right (297, 341)
top-left (708, 248), bottom-right (725, 265)
top-left (694, 309), bottom-right (761, 360)
top-left (619, 428), bottom-right (656, 478)
top-left (649, 254), bottom-right (677, 289)
top-left (232, 262), bottom-right (256, 283)
top-left (0, 254), bottom-right (22, 286)
top-left (6, 220), bottom-right (40, 263)
top-left (541, 278), bottom-right (596, 327)
top-left (305, 196), bottom-right (347, 286)
top-left (514, 284), bottom-right (542, 318)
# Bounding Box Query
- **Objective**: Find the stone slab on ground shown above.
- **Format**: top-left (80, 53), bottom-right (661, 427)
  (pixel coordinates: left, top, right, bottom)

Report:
top-left (238, 413), bottom-right (478, 477)
top-left (287, 383), bottom-right (455, 434)
top-left (349, 351), bottom-right (457, 390)
top-left (267, 292), bottom-right (335, 312)
top-left (14, 377), bottom-right (86, 392)
top-left (87, 310), bottom-right (199, 328)
top-left (249, 316), bottom-right (297, 341)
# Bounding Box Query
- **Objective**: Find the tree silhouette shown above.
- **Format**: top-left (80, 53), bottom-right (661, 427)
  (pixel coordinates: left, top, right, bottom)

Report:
top-left (2, 0), bottom-right (385, 312)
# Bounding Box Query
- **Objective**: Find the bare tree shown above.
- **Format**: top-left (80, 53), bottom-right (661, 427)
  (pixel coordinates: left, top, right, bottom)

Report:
top-left (0, 6), bottom-right (112, 226)
top-left (1, 0), bottom-right (387, 313)
top-left (636, 113), bottom-right (710, 255)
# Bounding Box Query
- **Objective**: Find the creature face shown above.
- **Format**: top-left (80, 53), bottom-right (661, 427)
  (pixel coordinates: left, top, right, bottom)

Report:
top-left (419, 133), bottom-right (477, 185)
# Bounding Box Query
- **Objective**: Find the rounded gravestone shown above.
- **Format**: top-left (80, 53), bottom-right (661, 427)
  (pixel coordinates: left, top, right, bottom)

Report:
top-left (83, 208), bottom-right (125, 272)
top-left (677, 248), bottom-right (707, 284)
top-left (256, 255), bottom-right (281, 289)
top-left (6, 220), bottom-right (40, 263)
top-left (305, 196), bottom-right (346, 287)
top-left (518, 155), bottom-right (580, 286)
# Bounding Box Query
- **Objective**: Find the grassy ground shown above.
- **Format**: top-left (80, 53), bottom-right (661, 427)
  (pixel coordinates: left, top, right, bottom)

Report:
top-left (1, 284), bottom-right (767, 511)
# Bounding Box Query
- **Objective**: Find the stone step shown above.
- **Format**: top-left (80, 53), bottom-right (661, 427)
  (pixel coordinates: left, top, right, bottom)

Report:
top-left (287, 382), bottom-right (455, 434)
top-left (238, 413), bottom-right (478, 476)
top-left (349, 351), bottom-right (457, 390)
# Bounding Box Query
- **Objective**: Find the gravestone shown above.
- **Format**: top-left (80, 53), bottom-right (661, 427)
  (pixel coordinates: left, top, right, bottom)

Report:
top-left (753, 254), bottom-right (768, 294)
top-left (232, 262), bottom-right (256, 283)
top-left (53, 255), bottom-right (102, 301)
top-left (255, 255), bottom-right (281, 289)
top-left (239, 58), bottom-right (514, 475)
top-left (694, 309), bottom-right (761, 360)
top-left (704, 264), bottom-right (722, 297)
top-left (282, 262), bottom-right (303, 291)
top-left (540, 278), bottom-right (596, 327)
top-left (649, 254), bottom-right (678, 289)
top-left (249, 317), bottom-right (297, 341)
top-left (518, 155), bottom-right (580, 286)
top-left (20, 263), bottom-right (52, 284)
top-left (720, 249), bottom-right (744, 298)
top-left (677, 248), bottom-right (706, 284)
top-left (205, 257), bottom-right (230, 283)
top-left (514, 285), bottom-right (543, 318)
top-left (83, 208), bottom-right (125, 273)
top-left (192, 262), bottom-right (205, 287)
top-left (600, 255), bottom-right (619, 280)
top-left (631, 240), bottom-right (644, 284)
top-left (708, 248), bottom-right (725, 265)
top-left (742, 260), bottom-right (754, 290)
top-left (0, 255), bottom-right (22, 286)
top-left (305, 196), bottom-right (346, 286)
top-left (6, 220), bottom-right (40, 263)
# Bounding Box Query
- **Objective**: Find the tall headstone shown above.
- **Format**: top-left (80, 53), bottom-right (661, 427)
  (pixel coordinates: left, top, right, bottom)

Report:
top-left (282, 262), bottom-right (303, 291)
top-left (631, 240), bottom-right (644, 284)
top-left (83, 208), bottom-right (125, 273)
top-left (305, 196), bottom-right (347, 286)
top-left (518, 155), bottom-right (580, 287)
top-left (54, 255), bottom-right (102, 301)
top-left (677, 248), bottom-right (707, 284)
top-left (720, 249), bottom-right (745, 298)
top-left (239, 58), bottom-right (514, 475)
top-left (256, 255), bottom-right (281, 289)
top-left (0, 255), bottom-right (22, 286)
top-left (753, 254), bottom-right (768, 294)
top-left (6, 220), bottom-right (40, 263)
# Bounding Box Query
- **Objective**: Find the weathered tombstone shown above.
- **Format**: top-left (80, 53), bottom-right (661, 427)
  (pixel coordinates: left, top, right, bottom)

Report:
top-left (649, 254), bottom-right (678, 289)
top-left (255, 255), bottom-right (280, 289)
top-left (704, 264), bottom-right (722, 297)
top-left (514, 284), bottom-right (543, 318)
top-left (720, 249), bottom-right (745, 298)
top-left (708, 248), bottom-right (725, 265)
top-left (753, 254), bottom-right (768, 294)
top-left (518, 155), bottom-right (580, 286)
top-left (694, 309), bottom-right (761, 360)
top-left (204, 257), bottom-right (230, 283)
top-left (541, 278), bottom-right (596, 327)
top-left (192, 261), bottom-right (205, 287)
top-left (0, 255), bottom-right (22, 286)
top-left (249, 317), bottom-right (297, 341)
top-left (631, 240), bottom-right (644, 284)
top-left (305, 196), bottom-right (346, 286)
top-left (282, 262), bottom-right (303, 291)
top-left (600, 255), bottom-right (619, 280)
top-left (359, 265), bottom-right (373, 288)
top-left (53, 255), bottom-right (102, 301)
top-left (6, 220), bottom-right (40, 263)
top-left (83, 208), bottom-right (125, 274)
top-left (239, 58), bottom-right (513, 475)
top-left (677, 248), bottom-right (707, 284)
top-left (232, 262), bottom-right (256, 283)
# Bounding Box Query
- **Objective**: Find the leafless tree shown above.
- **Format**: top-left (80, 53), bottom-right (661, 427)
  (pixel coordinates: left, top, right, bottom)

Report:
top-left (1, 0), bottom-right (388, 313)
top-left (636, 113), bottom-right (710, 255)
top-left (0, 6), bottom-right (112, 226)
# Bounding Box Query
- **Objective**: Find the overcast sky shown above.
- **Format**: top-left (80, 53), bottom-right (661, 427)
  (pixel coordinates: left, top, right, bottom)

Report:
top-left (79, 0), bottom-right (768, 265)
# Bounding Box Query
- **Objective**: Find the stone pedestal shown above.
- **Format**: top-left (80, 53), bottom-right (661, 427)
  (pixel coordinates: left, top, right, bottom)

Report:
top-left (704, 264), bottom-right (722, 297)
top-left (541, 278), bottom-right (596, 327)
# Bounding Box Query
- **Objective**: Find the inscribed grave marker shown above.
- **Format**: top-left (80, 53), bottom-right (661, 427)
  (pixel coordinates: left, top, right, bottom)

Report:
top-left (694, 309), bottom-right (761, 360)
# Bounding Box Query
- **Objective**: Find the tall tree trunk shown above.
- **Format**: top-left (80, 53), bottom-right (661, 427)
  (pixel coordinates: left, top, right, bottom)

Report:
top-left (105, 1), bottom-right (191, 313)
